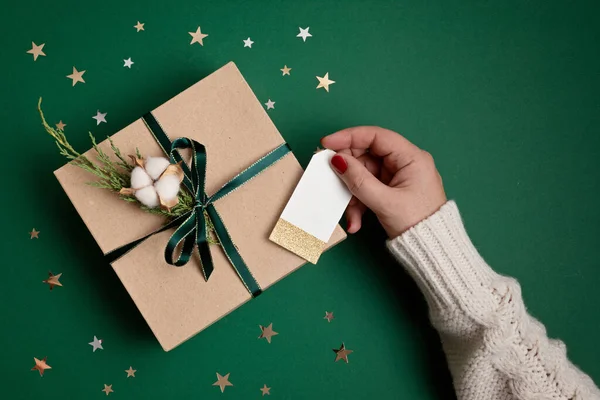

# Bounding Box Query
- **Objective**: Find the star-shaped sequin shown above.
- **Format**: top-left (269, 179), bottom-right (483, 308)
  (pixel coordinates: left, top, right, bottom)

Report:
top-left (125, 366), bottom-right (136, 377)
top-left (66, 67), bottom-right (85, 86)
top-left (316, 73), bottom-right (335, 92)
top-left (134, 21), bottom-right (144, 32)
top-left (324, 311), bottom-right (334, 322)
top-left (260, 384), bottom-right (271, 396)
top-left (189, 27), bottom-right (208, 46)
top-left (243, 37), bottom-right (254, 48)
top-left (29, 228), bottom-right (40, 239)
top-left (280, 65), bottom-right (291, 76)
top-left (258, 323), bottom-right (278, 343)
top-left (213, 372), bottom-right (233, 393)
top-left (31, 357), bottom-right (51, 376)
top-left (265, 99), bottom-right (275, 110)
top-left (26, 42), bottom-right (46, 61)
top-left (297, 27), bottom-right (312, 42)
top-left (43, 272), bottom-right (62, 290)
top-left (333, 343), bottom-right (353, 363)
top-left (102, 384), bottom-right (113, 396)
top-left (55, 121), bottom-right (66, 130)
top-left (89, 336), bottom-right (103, 352)
top-left (123, 58), bottom-right (134, 68)
top-left (92, 110), bottom-right (107, 125)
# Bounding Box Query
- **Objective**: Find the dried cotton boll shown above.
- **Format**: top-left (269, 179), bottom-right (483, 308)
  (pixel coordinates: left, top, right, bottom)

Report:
top-left (135, 186), bottom-right (160, 208)
top-left (154, 175), bottom-right (180, 202)
top-left (130, 166), bottom-right (153, 189)
top-left (144, 157), bottom-right (171, 180)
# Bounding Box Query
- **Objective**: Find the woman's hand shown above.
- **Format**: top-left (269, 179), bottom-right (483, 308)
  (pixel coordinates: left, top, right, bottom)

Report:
top-left (321, 126), bottom-right (447, 239)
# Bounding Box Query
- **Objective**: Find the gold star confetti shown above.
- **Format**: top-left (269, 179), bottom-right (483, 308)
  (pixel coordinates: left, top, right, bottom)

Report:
top-left (26, 42), bottom-right (46, 61)
top-left (189, 27), bottom-right (208, 46)
top-left (258, 323), bottom-right (278, 343)
top-left (125, 366), bottom-right (136, 377)
top-left (134, 21), bottom-right (145, 32)
top-left (316, 72), bottom-right (335, 92)
top-left (43, 272), bottom-right (63, 290)
top-left (102, 384), bottom-right (113, 396)
top-left (333, 343), bottom-right (353, 363)
top-left (55, 121), bottom-right (66, 130)
top-left (213, 373), bottom-right (233, 393)
top-left (66, 67), bottom-right (85, 86)
top-left (31, 357), bottom-right (51, 376)
top-left (324, 311), bottom-right (334, 322)
top-left (260, 384), bottom-right (271, 396)
top-left (29, 228), bottom-right (40, 239)
top-left (280, 65), bottom-right (291, 76)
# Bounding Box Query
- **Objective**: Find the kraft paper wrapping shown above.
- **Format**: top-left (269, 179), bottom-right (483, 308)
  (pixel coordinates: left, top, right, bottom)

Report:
top-left (54, 62), bottom-right (346, 351)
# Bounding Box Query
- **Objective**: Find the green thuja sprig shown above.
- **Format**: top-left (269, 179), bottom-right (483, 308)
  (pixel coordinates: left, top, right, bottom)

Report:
top-left (37, 98), bottom-right (200, 226)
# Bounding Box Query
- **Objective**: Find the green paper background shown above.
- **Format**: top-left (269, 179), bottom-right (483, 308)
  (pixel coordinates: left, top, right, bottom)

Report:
top-left (1, 0), bottom-right (599, 398)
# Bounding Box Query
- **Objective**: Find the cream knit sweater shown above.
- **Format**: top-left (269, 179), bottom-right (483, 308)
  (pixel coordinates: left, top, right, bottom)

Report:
top-left (387, 201), bottom-right (600, 400)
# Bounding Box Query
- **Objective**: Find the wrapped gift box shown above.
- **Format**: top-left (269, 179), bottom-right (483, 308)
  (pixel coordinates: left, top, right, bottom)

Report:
top-left (54, 62), bottom-right (346, 351)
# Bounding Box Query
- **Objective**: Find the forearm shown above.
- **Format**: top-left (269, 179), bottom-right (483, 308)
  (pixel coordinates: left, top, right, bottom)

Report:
top-left (387, 201), bottom-right (600, 400)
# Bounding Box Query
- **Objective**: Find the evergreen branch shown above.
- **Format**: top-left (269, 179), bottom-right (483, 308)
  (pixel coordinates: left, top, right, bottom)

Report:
top-left (38, 98), bottom-right (203, 226)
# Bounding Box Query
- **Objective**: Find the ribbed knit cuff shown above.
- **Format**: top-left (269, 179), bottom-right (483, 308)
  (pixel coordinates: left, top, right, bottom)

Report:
top-left (387, 201), bottom-right (501, 325)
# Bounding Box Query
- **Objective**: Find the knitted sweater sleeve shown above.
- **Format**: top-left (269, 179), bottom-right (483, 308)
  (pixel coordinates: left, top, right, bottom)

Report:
top-left (387, 201), bottom-right (600, 400)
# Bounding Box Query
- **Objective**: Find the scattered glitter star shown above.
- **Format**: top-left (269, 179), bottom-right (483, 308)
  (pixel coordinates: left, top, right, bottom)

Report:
top-left (66, 67), bottom-right (85, 86)
top-left (213, 373), bottom-right (233, 393)
top-left (134, 21), bottom-right (145, 32)
top-left (26, 42), bottom-right (46, 61)
top-left (123, 58), bottom-right (134, 68)
top-left (333, 343), bottom-right (353, 363)
top-left (260, 384), bottom-right (271, 396)
top-left (55, 121), bottom-right (66, 130)
top-left (189, 27), bottom-right (208, 46)
top-left (280, 65), bottom-right (291, 76)
top-left (316, 72), bottom-right (335, 92)
top-left (258, 323), bottom-right (278, 343)
top-left (324, 311), bottom-right (334, 322)
top-left (125, 366), bottom-right (136, 377)
top-left (29, 228), bottom-right (40, 239)
top-left (43, 272), bottom-right (63, 290)
top-left (265, 99), bottom-right (275, 110)
top-left (31, 357), bottom-right (51, 376)
top-left (243, 37), bottom-right (254, 48)
top-left (297, 27), bottom-right (312, 42)
top-left (92, 110), bottom-right (107, 125)
top-left (102, 384), bottom-right (113, 396)
top-left (89, 336), bottom-right (103, 352)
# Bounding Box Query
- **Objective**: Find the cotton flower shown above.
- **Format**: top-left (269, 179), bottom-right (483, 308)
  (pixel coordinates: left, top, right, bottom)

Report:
top-left (120, 156), bottom-right (184, 210)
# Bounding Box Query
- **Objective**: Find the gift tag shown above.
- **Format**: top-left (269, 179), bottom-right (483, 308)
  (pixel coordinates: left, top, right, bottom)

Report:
top-left (270, 149), bottom-right (352, 263)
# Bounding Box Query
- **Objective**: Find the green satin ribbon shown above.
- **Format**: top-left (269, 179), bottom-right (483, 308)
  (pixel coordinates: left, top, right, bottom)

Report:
top-left (107, 112), bottom-right (291, 297)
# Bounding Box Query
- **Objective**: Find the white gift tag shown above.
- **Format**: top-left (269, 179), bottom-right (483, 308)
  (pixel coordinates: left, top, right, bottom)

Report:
top-left (269, 149), bottom-right (352, 263)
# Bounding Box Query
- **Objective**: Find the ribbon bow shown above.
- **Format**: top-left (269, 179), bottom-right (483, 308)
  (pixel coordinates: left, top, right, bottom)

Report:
top-left (109, 112), bottom-right (290, 297)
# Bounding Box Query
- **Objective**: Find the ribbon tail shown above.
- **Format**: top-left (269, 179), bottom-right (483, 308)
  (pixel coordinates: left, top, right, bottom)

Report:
top-left (196, 212), bottom-right (214, 280)
top-left (206, 204), bottom-right (262, 297)
top-left (165, 211), bottom-right (198, 266)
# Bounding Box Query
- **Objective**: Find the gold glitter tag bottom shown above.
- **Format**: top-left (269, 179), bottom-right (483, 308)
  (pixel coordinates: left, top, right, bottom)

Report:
top-left (269, 218), bottom-right (327, 264)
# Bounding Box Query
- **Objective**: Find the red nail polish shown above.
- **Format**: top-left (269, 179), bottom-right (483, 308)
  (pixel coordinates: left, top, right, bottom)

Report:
top-left (346, 221), bottom-right (352, 231)
top-left (331, 154), bottom-right (348, 174)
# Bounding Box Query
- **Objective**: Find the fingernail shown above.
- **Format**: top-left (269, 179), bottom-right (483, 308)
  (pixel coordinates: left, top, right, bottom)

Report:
top-left (331, 154), bottom-right (348, 174)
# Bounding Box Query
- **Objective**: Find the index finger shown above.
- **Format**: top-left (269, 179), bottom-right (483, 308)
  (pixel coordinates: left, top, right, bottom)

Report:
top-left (320, 126), bottom-right (421, 170)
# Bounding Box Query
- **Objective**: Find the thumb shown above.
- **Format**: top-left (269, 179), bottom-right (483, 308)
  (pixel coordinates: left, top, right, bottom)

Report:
top-left (330, 153), bottom-right (388, 211)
